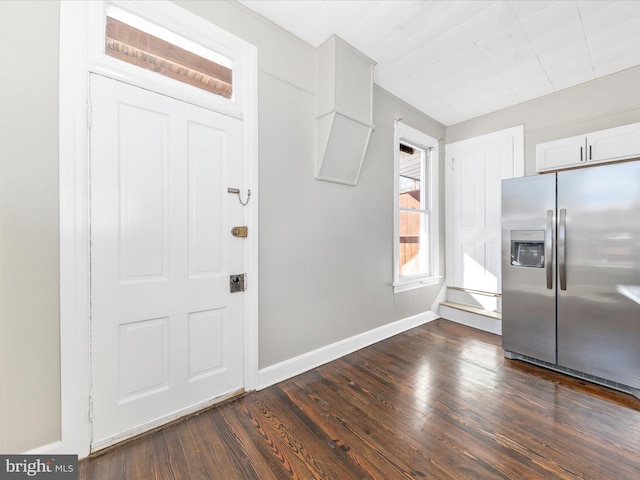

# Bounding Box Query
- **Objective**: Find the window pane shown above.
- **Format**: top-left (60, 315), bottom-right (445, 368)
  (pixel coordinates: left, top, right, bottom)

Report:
top-left (399, 210), bottom-right (428, 276)
top-left (394, 123), bottom-right (439, 292)
top-left (105, 16), bottom-right (233, 98)
top-left (399, 144), bottom-right (421, 208)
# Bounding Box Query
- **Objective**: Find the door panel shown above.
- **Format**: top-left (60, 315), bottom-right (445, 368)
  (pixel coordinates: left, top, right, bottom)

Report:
top-left (120, 104), bottom-right (169, 280)
top-left (90, 74), bottom-right (244, 448)
top-left (119, 317), bottom-right (170, 401)
top-left (188, 309), bottom-right (226, 380)
top-left (188, 121), bottom-right (225, 276)
top-left (557, 162), bottom-right (640, 388)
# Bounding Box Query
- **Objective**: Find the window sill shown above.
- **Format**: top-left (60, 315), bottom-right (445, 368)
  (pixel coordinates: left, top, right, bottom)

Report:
top-left (393, 276), bottom-right (441, 294)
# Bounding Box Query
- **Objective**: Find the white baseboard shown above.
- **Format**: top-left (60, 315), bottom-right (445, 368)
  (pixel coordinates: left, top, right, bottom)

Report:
top-left (446, 288), bottom-right (499, 311)
top-left (25, 441), bottom-right (63, 455)
top-left (439, 304), bottom-right (502, 335)
top-left (258, 311), bottom-right (439, 390)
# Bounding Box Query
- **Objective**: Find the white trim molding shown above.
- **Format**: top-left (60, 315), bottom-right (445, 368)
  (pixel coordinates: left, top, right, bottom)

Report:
top-left (59, 0), bottom-right (92, 457)
top-left (439, 304), bottom-right (502, 336)
top-left (258, 311), bottom-right (438, 390)
top-left (59, 0), bottom-right (259, 457)
top-left (25, 442), bottom-right (64, 456)
top-left (393, 121), bottom-right (441, 294)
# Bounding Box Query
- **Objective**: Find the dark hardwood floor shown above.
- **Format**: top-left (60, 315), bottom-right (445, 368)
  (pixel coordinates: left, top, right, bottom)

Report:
top-left (79, 319), bottom-right (640, 479)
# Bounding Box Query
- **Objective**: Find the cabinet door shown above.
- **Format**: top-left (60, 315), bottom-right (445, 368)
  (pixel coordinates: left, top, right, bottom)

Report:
top-left (587, 123), bottom-right (640, 163)
top-left (536, 134), bottom-right (585, 172)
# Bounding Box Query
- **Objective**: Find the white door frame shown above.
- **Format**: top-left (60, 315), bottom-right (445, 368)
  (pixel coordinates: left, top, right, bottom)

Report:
top-left (59, 0), bottom-right (259, 457)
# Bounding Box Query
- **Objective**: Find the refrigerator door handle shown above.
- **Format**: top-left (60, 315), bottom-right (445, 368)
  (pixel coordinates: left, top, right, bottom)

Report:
top-left (558, 208), bottom-right (567, 291)
top-left (546, 209), bottom-right (554, 289)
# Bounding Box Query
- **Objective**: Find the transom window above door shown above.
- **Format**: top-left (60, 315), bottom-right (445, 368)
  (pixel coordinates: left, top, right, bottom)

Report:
top-left (104, 6), bottom-right (234, 100)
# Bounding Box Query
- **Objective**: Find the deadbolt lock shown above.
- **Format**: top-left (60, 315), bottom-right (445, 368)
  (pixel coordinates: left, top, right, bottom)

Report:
top-left (231, 226), bottom-right (248, 238)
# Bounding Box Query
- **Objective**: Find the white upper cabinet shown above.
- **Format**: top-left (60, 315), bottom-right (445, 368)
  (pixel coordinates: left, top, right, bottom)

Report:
top-left (536, 133), bottom-right (586, 172)
top-left (536, 122), bottom-right (640, 172)
top-left (588, 123), bottom-right (640, 162)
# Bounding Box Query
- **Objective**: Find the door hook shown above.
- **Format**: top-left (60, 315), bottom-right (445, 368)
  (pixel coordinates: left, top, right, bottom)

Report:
top-left (227, 187), bottom-right (251, 206)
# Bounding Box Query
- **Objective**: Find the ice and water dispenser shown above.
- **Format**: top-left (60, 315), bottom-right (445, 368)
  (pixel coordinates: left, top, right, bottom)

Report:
top-left (510, 230), bottom-right (545, 268)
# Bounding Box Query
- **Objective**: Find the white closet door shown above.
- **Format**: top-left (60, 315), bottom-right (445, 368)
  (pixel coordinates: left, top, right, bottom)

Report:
top-left (446, 127), bottom-right (524, 294)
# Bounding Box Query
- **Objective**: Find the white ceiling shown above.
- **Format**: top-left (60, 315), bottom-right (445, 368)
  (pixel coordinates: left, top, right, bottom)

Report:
top-left (238, 0), bottom-right (640, 126)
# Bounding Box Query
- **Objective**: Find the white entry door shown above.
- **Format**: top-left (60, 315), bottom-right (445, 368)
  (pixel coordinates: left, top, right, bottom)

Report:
top-left (446, 127), bottom-right (523, 294)
top-left (89, 74), bottom-right (245, 449)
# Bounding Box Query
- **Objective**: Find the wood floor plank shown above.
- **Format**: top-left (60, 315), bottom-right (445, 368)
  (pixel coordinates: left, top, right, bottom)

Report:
top-left (254, 386), bottom-right (374, 479)
top-left (80, 319), bottom-right (640, 479)
top-left (298, 368), bottom-right (482, 479)
top-left (321, 354), bottom-right (553, 479)
top-left (320, 361), bottom-right (527, 479)
top-left (193, 401), bottom-right (270, 479)
top-left (284, 373), bottom-right (438, 480)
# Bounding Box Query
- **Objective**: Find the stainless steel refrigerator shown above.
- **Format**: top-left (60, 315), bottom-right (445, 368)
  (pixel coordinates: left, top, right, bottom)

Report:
top-left (501, 160), bottom-right (640, 397)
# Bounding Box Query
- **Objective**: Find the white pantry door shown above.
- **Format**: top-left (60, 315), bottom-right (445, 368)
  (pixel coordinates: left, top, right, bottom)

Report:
top-left (89, 74), bottom-right (245, 449)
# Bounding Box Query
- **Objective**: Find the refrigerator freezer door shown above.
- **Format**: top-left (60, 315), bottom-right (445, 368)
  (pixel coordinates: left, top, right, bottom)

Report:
top-left (557, 161), bottom-right (640, 389)
top-left (502, 174), bottom-right (557, 363)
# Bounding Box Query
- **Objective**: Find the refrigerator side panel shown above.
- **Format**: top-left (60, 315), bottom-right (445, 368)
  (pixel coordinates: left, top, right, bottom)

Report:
top-left (502, 174), bottom-right (557, 363)
top-left (557, 160), bottom-right (640, 389)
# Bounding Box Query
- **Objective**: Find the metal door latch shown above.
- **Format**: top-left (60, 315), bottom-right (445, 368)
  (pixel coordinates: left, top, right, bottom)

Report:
top-left (231, 226), bottom-right (248, 238)
top-left (227, 187), bottom-right (251, 206)
top-left (230, 274), bottom-right (246, 293)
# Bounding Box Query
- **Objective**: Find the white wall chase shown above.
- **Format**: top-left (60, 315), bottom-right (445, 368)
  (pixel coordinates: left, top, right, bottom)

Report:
top-left (315, 35), bottom-right (376, 185)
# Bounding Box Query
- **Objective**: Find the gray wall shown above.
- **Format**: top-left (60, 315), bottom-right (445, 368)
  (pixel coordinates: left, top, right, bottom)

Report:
top-left (0, 0), bottom-right (61, 452)
top-left (175, 0), bottom-right (446, 367)
top-left (446, 65), bottom-right (640, 175)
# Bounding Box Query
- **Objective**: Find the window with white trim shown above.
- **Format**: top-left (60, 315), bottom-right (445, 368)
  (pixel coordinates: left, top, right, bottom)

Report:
top-left (393, 122), bottom-right (440, 293)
